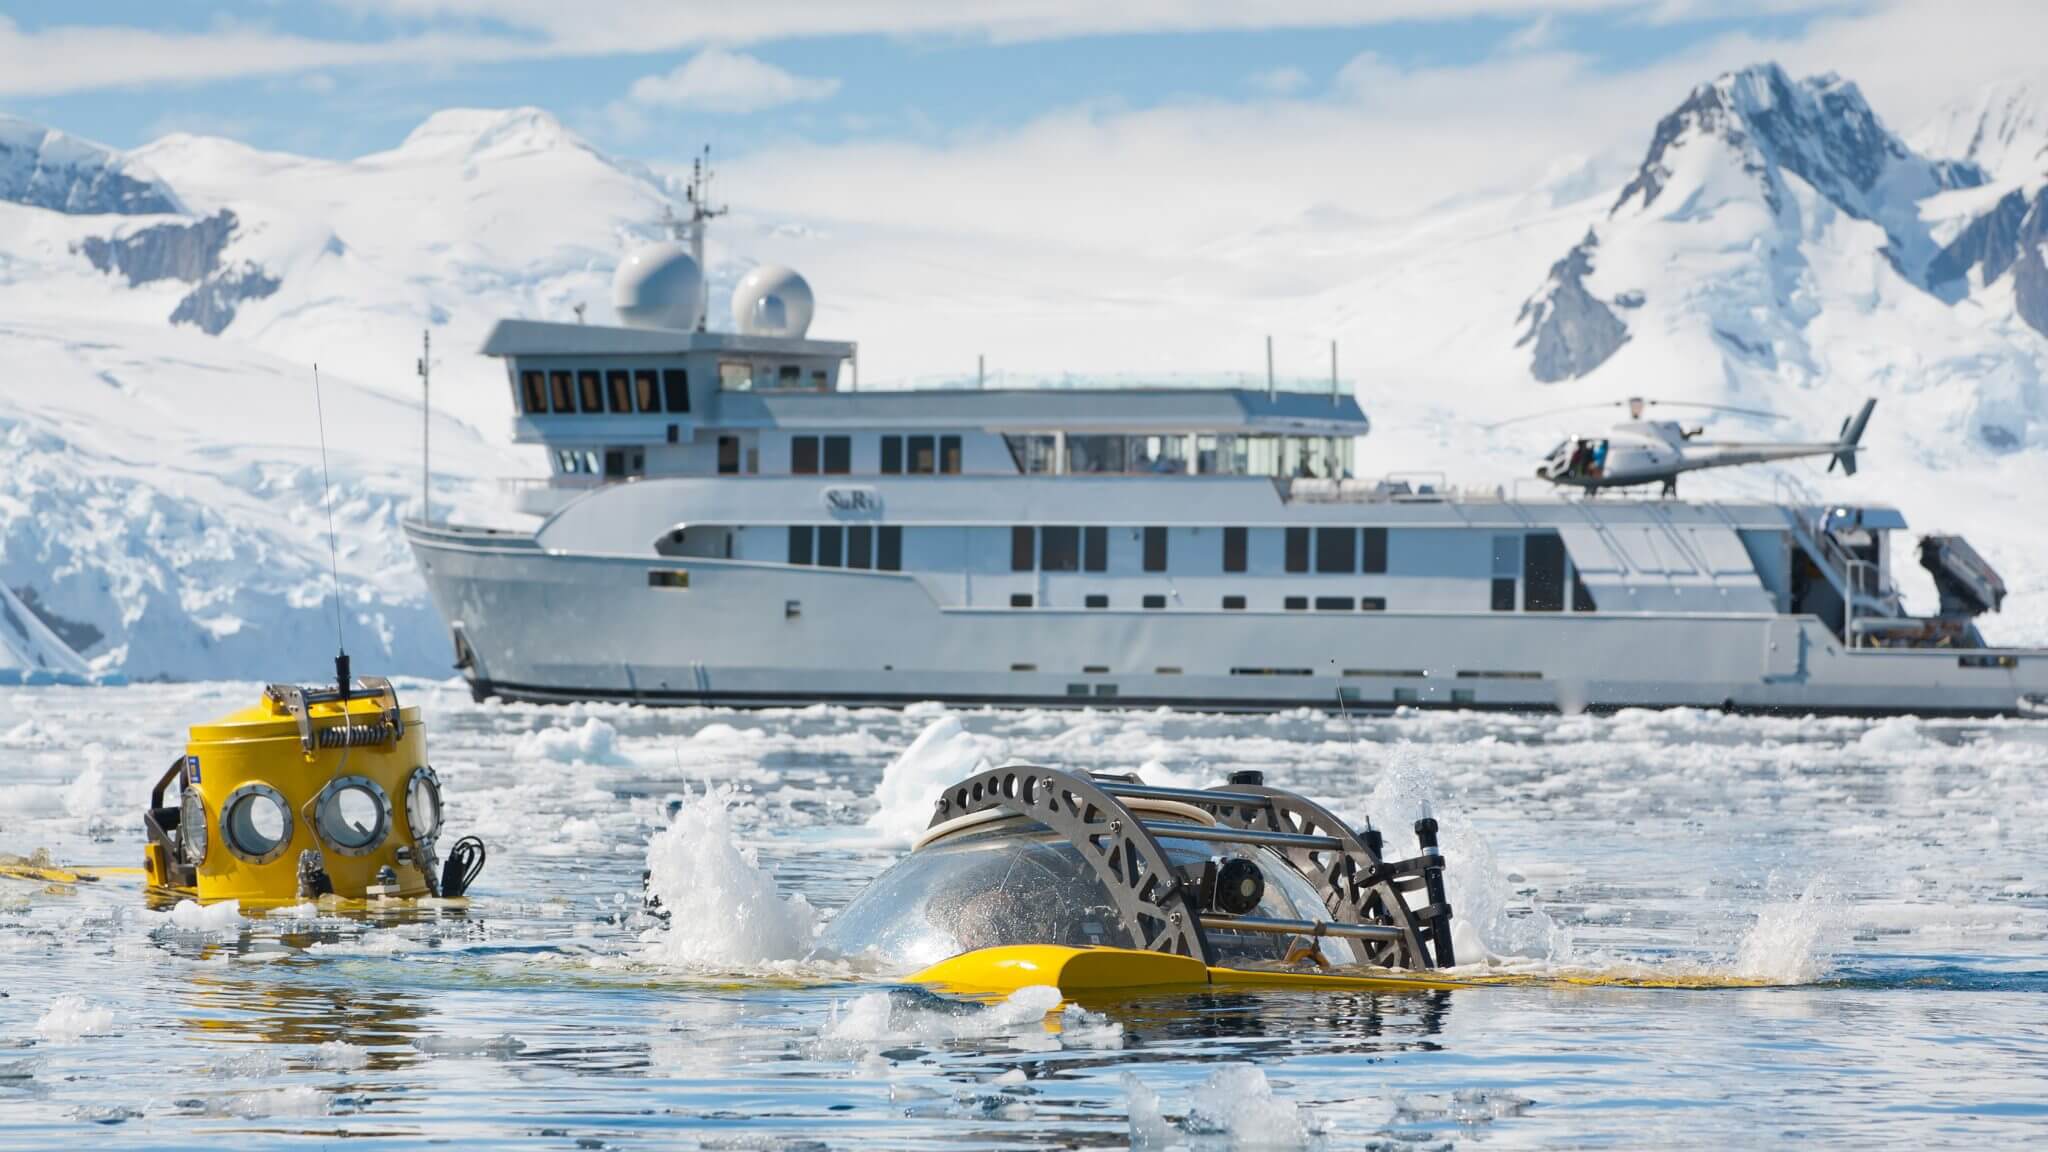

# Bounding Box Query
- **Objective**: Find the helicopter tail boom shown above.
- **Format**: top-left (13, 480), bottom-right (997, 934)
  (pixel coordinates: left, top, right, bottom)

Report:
top-left (1829, 398), bottom-right (1876, 475)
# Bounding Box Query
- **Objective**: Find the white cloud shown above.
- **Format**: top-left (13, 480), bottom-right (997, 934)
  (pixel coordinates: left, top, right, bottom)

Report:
top-left (1247, 66), bottom-right (1310, 97)
top-left (624, 48), bottom-right (839, 114)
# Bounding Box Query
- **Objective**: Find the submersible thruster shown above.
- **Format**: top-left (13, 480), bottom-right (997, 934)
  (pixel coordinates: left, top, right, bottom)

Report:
top-left (142, 658), bottom-right (484, 906)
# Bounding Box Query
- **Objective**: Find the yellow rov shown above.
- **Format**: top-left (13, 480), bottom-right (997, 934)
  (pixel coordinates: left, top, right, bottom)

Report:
top-left (142, 664), bottom-right (484, 907)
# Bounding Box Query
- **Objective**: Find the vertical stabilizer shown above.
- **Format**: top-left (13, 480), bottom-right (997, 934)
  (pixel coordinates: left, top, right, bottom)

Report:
top-left (1829, 398), bottom-right (1876, 474)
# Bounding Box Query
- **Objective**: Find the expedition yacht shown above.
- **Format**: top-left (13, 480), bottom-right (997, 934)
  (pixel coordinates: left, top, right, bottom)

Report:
top-left (402, 196), bottom-right (2047, 716)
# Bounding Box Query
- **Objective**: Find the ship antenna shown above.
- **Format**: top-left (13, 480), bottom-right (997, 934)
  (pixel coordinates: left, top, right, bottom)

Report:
top-left (312, 363), bottom-right (350, 698)
top-left (684, 145), bottom-right (727, 332)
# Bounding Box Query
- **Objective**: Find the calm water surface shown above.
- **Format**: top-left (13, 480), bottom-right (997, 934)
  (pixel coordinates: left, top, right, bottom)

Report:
top-left (3, 681), bottom-right (2045, 1148)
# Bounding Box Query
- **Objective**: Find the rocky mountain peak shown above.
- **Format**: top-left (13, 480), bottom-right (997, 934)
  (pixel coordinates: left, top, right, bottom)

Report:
top-left (0, 115), bottom-right (181, 216)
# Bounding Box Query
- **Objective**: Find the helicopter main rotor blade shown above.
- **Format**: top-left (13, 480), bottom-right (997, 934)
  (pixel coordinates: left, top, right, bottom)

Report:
top-left (1641, 401), bottom-right (1783, 420)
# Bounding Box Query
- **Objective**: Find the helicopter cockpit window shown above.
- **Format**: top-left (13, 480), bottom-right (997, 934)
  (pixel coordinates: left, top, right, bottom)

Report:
top-left (816, 826), bottom-right (1359, 971)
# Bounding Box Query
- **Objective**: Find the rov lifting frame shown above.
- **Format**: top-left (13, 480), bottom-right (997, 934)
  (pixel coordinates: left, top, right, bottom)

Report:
top-left (928, 764), bottom-right (1457, 971)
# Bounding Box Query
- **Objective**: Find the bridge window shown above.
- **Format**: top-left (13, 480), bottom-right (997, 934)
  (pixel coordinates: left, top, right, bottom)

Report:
top-left (1363, 527), bottom-right (1387, 574)
top-left (847, 525), bottom-right (873, 570)
top-left (881, 436), bottom-right (903, 474)
top-left (792, 436), bottom-right (820, 474)
top-left (878, 526), bottom-right (902, 571)
top-left (1041, 526), bottom-right (1080, 572)
top-left (1524, 532), bottom-right (1566, 612)
top-left (817, 525), bottom-right (843, 567)
top-left (1003, 434), bottom-right (1057, 475)
top-left (788, 526), bottom-right (812, 565)
top-left (909, 435), bottom-right (936, 475)
top-left (634, 369), bottom-right (661, 412)
top-left (520, 370), bottom-right (546, 413)
top-left (607, 370), bottom-right (632, 413)
top-left (1285, 528), bottom-right (1310, 573)
top-left (550, 371), bottom-right (574, 412)
top-left (1143, 527), bottom-right (1168, 572)
top-left (556, 449), bottom-right (599, 475)
top-left (1011, 526), bottom-right (1034, 571)
top-left (1223, 527), bottom-right (1247, 573)
top-left (719, 361), bottom-right (752, 391)
top-left (662, 369), bottom-right (690, 413)
top-left (1316, 527), bottom-right (1356, 574)
top-left (823, 436), bottom-right (852, 475)
top-left (578, 371), bottom-right (603, 413)
top-left (940, 435), bottom-right (962, 474)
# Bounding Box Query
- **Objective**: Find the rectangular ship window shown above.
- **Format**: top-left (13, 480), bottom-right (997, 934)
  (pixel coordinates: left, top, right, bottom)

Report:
top-left (1085, 594), bottom-right (1109, 609)
top-left (1316, 527), bottom-right (1356, 574)
top-left (1223, 595), bottom-right (1247, 610)
top-left (1572, 570), bottom-right (1597, 612)
top-left (549, 371), bottom-right (574, 412)
top-left (634, 369), bottom-right (661, 412)
top-left (788, 526), bottom-right (812, 565)
top-left (1142, 594), bottom-right (1167, 609)
top-left (823, 435), bottom-right (852, 475)
top-left (1041, 526), bottom-right (1080, 572)
top-left (878, 526), bottom-right (903, 571)
top-left (1490, 577), bottom-right (1517, 612)
top-left (1285, 527), bottom-right (1310, 573)
top-left (662, 368), bottom-right (690, 413)
top-left (1143, 526), bottom-right (1168, 572)
top-left (719, 361), bottom-right (752, 391)
top-left (817, 525), bottom-right (843, 567)
top-left (1155, 667), bottom-right (1182, 675)
top-left (940, 435), bottom-right (963, 474)
top-left (1084, 526), bottom-right (1107, 572)
top-left (847, 524), bottom-right (873, 570)
top-left (579, 370), bottom-right (603, 412)
top-left (1523, 531), bottom-right (1566, 612)
top-left (1011, 593), bottom-right (1034, 608)
top-left (1011, 526), bottom-right (1034, 571)
top-left (1360, 597), bottom-right (1386, 611)
top-left (647, 570), bottom-right (689, 588)
top-left (1284, 596), bottom-right (1308, 611)
top-left (880, 436), bottom-right (903, 474)
top-left (520, 370), bottom-right (547, 413)
top-left (1011, 663), bottom-right (1037, 672)
top-left (1363, 527), bottom-right (1387, 573)
top-left (717, 435), bottom-right (740, 475)
top-left (791, 436), bottom-right (820, 474)
top-left (1083, 665), bottom-right (1110, 674)
top-left (607, 369), bottom-right (632, 413)
top-left (909, 435), bottom-right (936, 474)
top-left (1223, 526), bottom-right (1247, 573)
top-left (1315, 596), bottom-right (1354, 611)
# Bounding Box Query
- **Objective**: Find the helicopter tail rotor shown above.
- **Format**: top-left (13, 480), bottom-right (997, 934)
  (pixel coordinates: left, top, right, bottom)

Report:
top-left (1829, 398), bottom-right (1877, 475)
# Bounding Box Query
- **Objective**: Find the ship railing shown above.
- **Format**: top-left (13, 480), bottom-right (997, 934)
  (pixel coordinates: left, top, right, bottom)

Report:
top-left (1284, 473), bottom-right (1507, 504)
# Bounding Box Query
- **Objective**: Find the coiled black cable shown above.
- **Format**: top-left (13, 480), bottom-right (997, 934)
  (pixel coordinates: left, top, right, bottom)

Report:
top-left (440, 835), bottom-right (486, 898)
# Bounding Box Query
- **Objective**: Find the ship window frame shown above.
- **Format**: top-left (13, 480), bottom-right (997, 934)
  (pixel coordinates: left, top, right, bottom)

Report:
top-left (791, 435), bottom-right (821, 475)
top-left (1143, 526), bottom-right (1168, 573)
top-left (578, 370), bottom-right (604, 413)
top-left (878, 525), bottom-right (903, 571)
top-left (1083, 526), bottom-right (1108, 572)
top-left (1223, 526), bottom-right (1248, 573)
top-left (1315, 596), bottom-right (1354, 611)
top-left (1360, 597), bottom-right (1386, 611)
top-left (1142, 594), bottom-right (1167, 610)
top-left (1285, 527), bottom-right (1310, 573)
top-left (550, 370), bottom-right (574, 413)
top-left (817, 525), bottom-right (844, 567)
top-left (788, 526), bottom-right (813, 565)
top-left (1524, 531), bottom-right (1566, 613)
top-left (1284, 596), bottom-right (1308, 611)
top-left (1086, 594), bottom-right (1109, 609)
top-left (909, 435), bottom-right (937, 475)
top-left (1223, 595), bottom-right (1247, 610)
top-left (1490, 577), bottom-right (1517, 612)
top-left (1011, 526), bottom-right (1034, 571)
top-left (607, 369), bottom-right (633, 413)
top-left (1362, 527), bottom-right (1388, 574)
top-left (1041, 526), bottom-right (1081, 572)
top-left (823, 435), bottom-right (852, 475)
top-left (662, 368), bottom-right (690, 413)
top-left (717, 435), bottom-right (740, 475)
top-left (1572, 569), bottom-right (1596, 612)
top-left (881, 435), bottom-right (904, 474)
top-left (847, 524), bottom-right (873, 570)
top-left (1011, 593), bottom-right (1034, 608)
top-left (719, 361), bottom-right (753, 391)
top-left (940, 435), bottom-right (963, 474)
top-left (1316, 527), bottom-right (1356, 574)
top-left (520, 370), bottom-right (547, 414)
top-left (634, 369), bottom-right (662, 413)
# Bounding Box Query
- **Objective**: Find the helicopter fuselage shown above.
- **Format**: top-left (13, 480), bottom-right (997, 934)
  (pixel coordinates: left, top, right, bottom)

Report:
top-left (1539, 420), bottom-right (1850, 492)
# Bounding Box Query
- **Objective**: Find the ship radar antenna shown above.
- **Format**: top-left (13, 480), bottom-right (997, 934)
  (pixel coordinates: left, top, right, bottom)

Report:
top-left (683, 145), bottom-right (727, 332)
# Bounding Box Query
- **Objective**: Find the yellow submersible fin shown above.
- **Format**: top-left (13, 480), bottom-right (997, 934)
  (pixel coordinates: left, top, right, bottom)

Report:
top-left (140, 666), bottom-right (477, 908)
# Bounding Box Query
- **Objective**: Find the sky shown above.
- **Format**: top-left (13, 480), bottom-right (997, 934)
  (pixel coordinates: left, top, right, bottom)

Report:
top-left (5, 1), bottom-right (2042, 175)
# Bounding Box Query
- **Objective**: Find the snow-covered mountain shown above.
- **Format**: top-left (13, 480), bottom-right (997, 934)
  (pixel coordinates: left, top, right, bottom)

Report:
top-left (2, 68), bottom-right (2047, 680)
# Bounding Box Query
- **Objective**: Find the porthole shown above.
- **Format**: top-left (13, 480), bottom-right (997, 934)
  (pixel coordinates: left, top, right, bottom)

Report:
top-left (179, 786), bottom-right (209, 866)
top-left (405, 766), bottom-right (444, 843)
top-left (314, 775), bottom-right (392, 857)
top-left (219, 783), bottom-right (294, 865)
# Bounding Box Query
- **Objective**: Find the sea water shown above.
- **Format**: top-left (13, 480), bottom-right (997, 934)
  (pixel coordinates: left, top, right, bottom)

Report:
top-left (2, 680), bottom-right (2045, 1148)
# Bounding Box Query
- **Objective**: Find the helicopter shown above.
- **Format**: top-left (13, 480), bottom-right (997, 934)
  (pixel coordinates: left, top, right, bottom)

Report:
top-left (1494, 396), bottom-right (1877, 497)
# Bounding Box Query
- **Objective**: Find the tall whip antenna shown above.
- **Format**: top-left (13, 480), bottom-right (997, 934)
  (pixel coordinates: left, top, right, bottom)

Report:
top-left (312, 364), bottom-right (351, 696)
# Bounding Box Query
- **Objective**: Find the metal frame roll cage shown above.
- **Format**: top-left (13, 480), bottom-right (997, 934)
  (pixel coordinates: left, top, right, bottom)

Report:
top-left (929, 764), bottom-right (1455, 970)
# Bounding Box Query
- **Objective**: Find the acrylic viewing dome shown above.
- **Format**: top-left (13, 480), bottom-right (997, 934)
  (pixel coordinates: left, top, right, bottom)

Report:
top-left (730, 264), bottom-right (814, 337)
top-left (613, 242), bottom-right (705, 330)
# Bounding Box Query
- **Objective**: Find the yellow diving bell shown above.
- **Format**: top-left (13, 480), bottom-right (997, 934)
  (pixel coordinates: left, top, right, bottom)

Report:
top-left (142, 662), bottom-right (484, 907)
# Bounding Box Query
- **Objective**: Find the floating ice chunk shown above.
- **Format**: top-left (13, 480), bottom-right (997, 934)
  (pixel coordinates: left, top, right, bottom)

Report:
top-left (162, 898), bottom-right (246, 934)
top-left (1856, 716), bottom-right (1928, 752)
top-left (866, 716), bottom-right (1010, 844)
top-left (514, 717), bottom-right (621, 763)
top-left (310, 1040), bottom-right (370, 1070)
top-left (825, 984), bottom-right (1064, 1045)
top-left (35, 995), bottom-right (114, 1042)
top-left (1126, 1065), bottom-right (1324, 1147)
top-left (413, 1033), bottom-right (525, 1056)
top-left (639, 786), bottom-right (817, 967)
top-left (217, 1085), bottom-right (329, 1117)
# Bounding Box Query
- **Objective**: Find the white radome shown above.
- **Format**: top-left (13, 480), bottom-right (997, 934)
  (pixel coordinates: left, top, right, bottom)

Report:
top-left (731, 265), bottom-right (815, 337)
top-left (612, 242), bottom-right (705, 330)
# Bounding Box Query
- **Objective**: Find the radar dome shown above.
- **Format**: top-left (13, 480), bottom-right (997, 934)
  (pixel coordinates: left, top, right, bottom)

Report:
top-left (731, 265), bottom-right (815, 337)
top-left (612, 242), bottom-right (704, 330)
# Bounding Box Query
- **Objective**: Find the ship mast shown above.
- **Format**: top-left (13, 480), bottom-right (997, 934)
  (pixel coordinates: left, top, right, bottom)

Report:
top-left (681, 146), bottom-right (727, 332)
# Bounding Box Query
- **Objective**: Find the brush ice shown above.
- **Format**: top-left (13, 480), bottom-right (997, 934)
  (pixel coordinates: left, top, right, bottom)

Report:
top-left (515, 717), bottom-right (622, 764)
top-left (163, 898), bottom-right (245, 933)
top-left (825, 984), bottom-right (1064, 1046)
top-left (34, 996), bottom-right (114, 1042)
top-left (866, 716), bottom-right (1009, 843)
top-left (1125, 1065), bottom-right (1326, 1148)
top-left (640, 786), bottom-right (817, 967)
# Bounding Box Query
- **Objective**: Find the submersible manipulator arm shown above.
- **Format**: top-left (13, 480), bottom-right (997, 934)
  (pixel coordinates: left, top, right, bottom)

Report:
top-left (927, 764), bottom-right (1456, 970)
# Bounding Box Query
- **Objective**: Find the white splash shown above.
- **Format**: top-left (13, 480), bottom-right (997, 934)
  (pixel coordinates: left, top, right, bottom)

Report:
top-left (35, 996), bottom-right (114, 1042)
top-left (640, 786), bottom-right (818, 967)
top-left (1734, 879), bottom-right (1838, 984)
top-left (825, 984), bottom-right (1063, 1045)
top-left (309, 1040), bottom-right (370, 1070)
top-left (1125, 1065), bottom-right (1326, 1147)
top-left (865, 715), bottom-right (1010, 844)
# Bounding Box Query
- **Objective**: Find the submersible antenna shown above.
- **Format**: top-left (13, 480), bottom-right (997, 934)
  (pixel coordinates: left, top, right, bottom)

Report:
top-left (312, 364), bottom-right (351, 699)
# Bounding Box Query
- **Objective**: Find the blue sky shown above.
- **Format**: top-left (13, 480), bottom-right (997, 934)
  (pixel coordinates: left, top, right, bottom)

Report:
top-left (2, 2), bottom-right (1837, 162)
